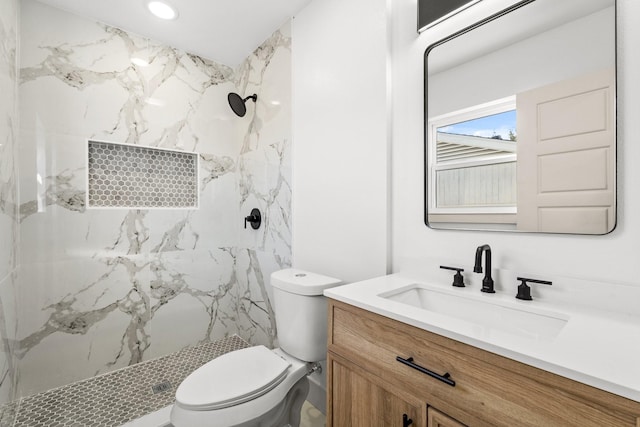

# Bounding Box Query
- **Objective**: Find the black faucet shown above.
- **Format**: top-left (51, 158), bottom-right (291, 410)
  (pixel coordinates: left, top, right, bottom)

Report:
top-left (474, 244), bottom-right (495, 293)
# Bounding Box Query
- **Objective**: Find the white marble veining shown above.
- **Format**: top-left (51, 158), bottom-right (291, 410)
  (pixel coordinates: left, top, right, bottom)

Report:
top-left (0, 0), bottom-right (20, 408)
top-left (0, 0), bottom-right (19, 282)
top-left (325, 265), bottom-right (640, 402)
top-left (15, 0), bottom-right (291, 396)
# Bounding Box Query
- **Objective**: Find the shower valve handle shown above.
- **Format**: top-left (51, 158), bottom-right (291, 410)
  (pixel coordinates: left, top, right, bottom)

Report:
top-left (244, 208), bottom-right (262, 230)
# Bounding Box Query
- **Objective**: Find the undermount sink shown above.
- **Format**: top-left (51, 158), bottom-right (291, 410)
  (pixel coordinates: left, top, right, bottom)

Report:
top-left (379, 284), bottom-right (569, 341)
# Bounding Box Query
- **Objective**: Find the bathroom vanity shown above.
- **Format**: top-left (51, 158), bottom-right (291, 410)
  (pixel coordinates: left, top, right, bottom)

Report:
top-left (324, 274), bottom-right (640, 426)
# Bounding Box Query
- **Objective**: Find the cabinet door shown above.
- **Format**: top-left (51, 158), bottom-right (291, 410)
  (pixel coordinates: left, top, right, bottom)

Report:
top-left (328, 353), bottom-right (425, 427)
top-left (428, 407), bottom-right (466, 427)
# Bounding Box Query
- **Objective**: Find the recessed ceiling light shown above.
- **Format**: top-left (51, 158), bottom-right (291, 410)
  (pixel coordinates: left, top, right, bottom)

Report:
top-left (147, 1), bottom-right (178, 20)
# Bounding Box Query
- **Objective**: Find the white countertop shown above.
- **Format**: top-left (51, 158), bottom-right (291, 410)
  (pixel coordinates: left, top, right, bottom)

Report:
top-left (324, 272), bottom-right (640, 403)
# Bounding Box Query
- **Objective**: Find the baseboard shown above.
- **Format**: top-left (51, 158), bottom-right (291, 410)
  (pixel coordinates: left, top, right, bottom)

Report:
top-left (306, 374), bottom-right (326, 415)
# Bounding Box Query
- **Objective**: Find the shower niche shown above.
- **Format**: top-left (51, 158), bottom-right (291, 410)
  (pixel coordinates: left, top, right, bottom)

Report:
top-left (87, 140), bottom-right (199, 209)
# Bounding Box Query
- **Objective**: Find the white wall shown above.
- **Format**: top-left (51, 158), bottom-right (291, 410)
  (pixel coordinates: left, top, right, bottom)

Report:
top-left (290, 0), bottom-right (640, 286)
top-left (291, 0), bottom-right (390, 284)
top-left (391, 0), bottom-right (640, 285)
top-left (429, 7), bottom-right (614, 116)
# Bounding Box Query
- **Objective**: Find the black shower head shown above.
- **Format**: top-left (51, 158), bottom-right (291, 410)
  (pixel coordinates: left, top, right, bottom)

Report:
top-left (228, 92), bottom-right (257, 117)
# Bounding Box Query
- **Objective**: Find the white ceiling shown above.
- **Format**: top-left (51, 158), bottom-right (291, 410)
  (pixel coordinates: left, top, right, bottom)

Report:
top-left (35, 0), bottom-right (312, 67)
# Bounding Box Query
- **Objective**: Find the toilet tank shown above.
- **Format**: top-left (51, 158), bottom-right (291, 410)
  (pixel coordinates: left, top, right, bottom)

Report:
top-left (271, 269), bottom-right (342, 362)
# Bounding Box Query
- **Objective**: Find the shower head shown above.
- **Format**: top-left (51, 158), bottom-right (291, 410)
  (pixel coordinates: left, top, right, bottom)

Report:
top-left (228, 92), bottom-right (257, 117)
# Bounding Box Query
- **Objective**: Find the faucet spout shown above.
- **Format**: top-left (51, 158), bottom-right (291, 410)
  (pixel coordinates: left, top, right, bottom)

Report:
top-left (474, 244), bottom-right (495, 293)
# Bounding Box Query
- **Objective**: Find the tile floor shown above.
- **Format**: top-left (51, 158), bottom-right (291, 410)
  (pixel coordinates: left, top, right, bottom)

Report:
top-left (300, 400), bottom-right (326, 427)
top-left (0, 335), bottom-right (327, 427)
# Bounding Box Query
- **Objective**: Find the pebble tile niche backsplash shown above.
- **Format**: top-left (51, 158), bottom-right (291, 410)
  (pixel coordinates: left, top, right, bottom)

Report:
top-left (87, 140), bottom-right (198, 208)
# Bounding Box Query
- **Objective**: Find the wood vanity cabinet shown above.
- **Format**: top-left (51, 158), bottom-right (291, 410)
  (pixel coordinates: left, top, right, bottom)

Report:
top-left (427, 407), bottom-right (465, 427)
top-left (330, 354), bottom-right (426, 426)
top-left (326, 299), bottom-right (640, 427)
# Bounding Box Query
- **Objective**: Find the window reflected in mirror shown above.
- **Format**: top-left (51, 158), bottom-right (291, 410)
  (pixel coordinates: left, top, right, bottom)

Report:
top-left (432, 105), bottom-right (517, 214)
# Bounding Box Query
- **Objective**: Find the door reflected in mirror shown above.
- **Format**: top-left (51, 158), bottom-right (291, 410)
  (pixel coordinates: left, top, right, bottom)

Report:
top-left (424, 0), bottom-right (616, 234)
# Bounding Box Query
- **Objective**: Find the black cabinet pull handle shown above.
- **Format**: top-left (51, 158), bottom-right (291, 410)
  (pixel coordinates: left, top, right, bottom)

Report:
top-left (403, 413), bottom-right (413, 427)
top-left (396, 356), bottom-right (456, 387)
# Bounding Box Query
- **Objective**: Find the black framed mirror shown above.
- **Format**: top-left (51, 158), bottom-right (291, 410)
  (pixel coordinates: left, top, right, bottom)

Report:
top-left (424, 0), bottom-right (616, 234)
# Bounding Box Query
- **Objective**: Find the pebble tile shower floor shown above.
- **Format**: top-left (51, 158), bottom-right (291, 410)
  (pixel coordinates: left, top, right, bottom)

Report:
top-left (0, 335), bottom-right (249, 427)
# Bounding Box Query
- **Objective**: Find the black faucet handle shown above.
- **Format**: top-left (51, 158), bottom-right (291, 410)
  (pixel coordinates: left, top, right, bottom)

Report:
top-left (440, 266), bottom-right (465, 287)
top-left (516, 277), bottom-right (552, 300)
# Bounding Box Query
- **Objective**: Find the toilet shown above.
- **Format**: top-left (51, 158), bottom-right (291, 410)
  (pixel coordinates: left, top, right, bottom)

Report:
top-left (170, 269), bottom-right (342, 427)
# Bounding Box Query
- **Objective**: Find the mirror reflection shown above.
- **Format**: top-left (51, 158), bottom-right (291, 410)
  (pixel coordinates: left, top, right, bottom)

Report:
top-left (425, 0), bottom-right (616, 234)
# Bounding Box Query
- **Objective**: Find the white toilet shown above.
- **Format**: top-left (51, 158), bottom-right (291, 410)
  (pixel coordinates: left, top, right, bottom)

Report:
top-left (170, 269), bottom-right (342, 427)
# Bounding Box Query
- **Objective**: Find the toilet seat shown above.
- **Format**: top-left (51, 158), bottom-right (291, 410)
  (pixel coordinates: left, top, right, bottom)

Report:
top-left (175, 346), bottom-right (292, 410)
top-left (171, 348), bottom-right (309, 426)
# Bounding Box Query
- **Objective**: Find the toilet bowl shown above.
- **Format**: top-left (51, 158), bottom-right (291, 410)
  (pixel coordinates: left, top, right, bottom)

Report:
top-left (170, 269), bottom-right (342, 427)
top-left (170, 347), bottom-right (309, 426)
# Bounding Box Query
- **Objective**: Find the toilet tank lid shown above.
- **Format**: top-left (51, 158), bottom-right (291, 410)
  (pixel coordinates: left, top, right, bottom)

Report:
top-left (271, 269), bottom-right (342, 296)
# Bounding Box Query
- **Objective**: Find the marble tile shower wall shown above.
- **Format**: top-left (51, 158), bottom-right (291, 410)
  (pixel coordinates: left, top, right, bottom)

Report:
top-left (16, 0), bottom-right (291, 396)
top-left (0, 0), bottom-right (19, 406)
